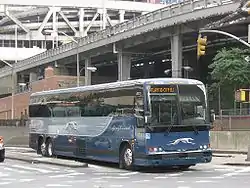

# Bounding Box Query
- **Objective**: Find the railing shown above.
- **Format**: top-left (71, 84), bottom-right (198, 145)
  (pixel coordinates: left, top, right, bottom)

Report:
top-left (0, 0), bottom-right (239, 78)
top-left (0, 119), bottom-right (27, 127)
top-left (213, 108), bottom-right (250, 131)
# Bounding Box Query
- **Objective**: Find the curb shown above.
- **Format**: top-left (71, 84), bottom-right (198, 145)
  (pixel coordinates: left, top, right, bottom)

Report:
top-left (6, 155), bottom-right (88, 168)
top-left (223, 162), bottom-right (250, 167)
top-left (212, 150), bottom-right (248, 155)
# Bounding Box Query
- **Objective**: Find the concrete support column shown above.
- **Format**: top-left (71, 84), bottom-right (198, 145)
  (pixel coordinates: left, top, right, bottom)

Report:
top-left (79, 8), bottom-right (85, 37)
top-left (170, 29), bottom-right (182, 78)
top-left (119, 10), bottom-right (125, 23)
top-left (248, 24), bottom-right (250, 43)
top-left (84, 58), bottom-right (91, 85)
top-left (117, 51), bottom-right (131, 81)
top-left (29, 72), bottom-right (37, 83)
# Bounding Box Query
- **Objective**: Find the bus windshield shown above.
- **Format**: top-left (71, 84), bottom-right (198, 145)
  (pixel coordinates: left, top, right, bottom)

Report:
top-left (179, 85), bottom-right (208, 125)
top-left (148, 84), bottom-right (208, 127)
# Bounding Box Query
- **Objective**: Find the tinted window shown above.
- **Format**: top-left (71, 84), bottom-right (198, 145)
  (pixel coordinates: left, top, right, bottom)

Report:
top-left (29, 105), bottom-right (52, 117)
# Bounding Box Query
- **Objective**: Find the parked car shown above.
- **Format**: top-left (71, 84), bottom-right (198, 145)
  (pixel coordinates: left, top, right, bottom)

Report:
top-left (0, 136), bottom-right (5, 162)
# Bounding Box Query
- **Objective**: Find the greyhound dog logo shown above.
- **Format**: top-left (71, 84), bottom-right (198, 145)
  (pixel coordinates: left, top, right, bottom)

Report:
top-left (167, 138), bottom-right (195, 146)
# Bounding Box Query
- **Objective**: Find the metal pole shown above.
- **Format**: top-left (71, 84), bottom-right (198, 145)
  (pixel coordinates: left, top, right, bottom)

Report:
top-left (199, 29), bottom-right (250, 48)
top-left (12, 25), bottom-right (17, 119)
top-left (76, 42), bottom-right (80, 87)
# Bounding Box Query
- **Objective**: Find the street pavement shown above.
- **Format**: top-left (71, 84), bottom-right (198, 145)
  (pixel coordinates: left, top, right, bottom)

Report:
top-left (1, 157), bottom-right (250, 188)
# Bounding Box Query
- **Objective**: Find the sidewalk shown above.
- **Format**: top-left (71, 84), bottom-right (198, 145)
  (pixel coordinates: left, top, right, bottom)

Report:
top-left (5, 147), bottom-right (88, 168)
top-left (212, 153), bottom-right (250, 166)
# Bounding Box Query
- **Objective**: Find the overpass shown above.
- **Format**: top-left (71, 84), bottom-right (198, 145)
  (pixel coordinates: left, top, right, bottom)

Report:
top-left (0, 0), bottom-right (165, 62)
top-left (0, 0), bottom-right (240, 79)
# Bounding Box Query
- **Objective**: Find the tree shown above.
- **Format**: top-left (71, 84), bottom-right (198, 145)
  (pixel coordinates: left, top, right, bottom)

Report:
top-left (208, 47), bottom-right (250, 110)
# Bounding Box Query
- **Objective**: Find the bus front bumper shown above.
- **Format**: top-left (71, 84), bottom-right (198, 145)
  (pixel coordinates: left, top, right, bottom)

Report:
top-left (134, 150), bottom-right (212, 167)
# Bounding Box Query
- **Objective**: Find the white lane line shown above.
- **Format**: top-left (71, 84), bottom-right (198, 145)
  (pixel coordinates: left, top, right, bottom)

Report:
top-left (154, 176), bottom-right (168, 179)
top-left (169, 173), bottom-right (183, 177)
top-left (49, 172), bottom-right (85, 178)
top-left (0, 182), bottom-right (11, 185)
top-left (2, 178), bottom-right (16, 181)
top-left (88, 164), bottom-right (103, 169)
top-left (110, 185), bottom-right (123, 187)
top-left (19, 179), bottom-right (34, 182)
top-left (223, 167), bottom-right (250, 177)
top-left (119, 172), bottom-right (138, 176)
top-left (0, 172), bottom-right (9, 177)
top-left (132, 180), bottom-right (150, 183)
top-left (46, 184), bottom-right (72, 187)
top-left (12, 165), bottom-right (52, 173)
top-left (65, 180), bottom-right (87, 183)
top-left (195, 180), bottom-right (214, 183)
top-left (177, 187), bottom-right (191, 188)
top-left (211, 176), bottom-right (224, 179)
top-left (4, 167), bottom-right (26, 174)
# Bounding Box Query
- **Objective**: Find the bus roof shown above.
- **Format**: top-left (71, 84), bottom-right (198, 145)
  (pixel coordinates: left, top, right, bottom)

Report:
top-left (30, 77), bottom-right (203, 97)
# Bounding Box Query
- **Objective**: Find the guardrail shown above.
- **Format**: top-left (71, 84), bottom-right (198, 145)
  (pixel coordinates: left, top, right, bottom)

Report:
top-left (0, 0), bottom-right (239, 78)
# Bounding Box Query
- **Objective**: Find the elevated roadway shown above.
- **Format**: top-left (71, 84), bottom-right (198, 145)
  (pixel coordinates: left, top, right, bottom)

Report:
top-left (0, 0), bottom-right (241, 78)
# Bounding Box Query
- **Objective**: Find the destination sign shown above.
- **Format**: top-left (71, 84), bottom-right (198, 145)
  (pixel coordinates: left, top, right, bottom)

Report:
top-left (150, 86), bottom-right (176, 93)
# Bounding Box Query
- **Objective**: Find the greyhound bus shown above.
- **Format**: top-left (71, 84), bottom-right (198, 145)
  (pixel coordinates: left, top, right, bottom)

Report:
top-left (28, 78), bottom-right (214, 169)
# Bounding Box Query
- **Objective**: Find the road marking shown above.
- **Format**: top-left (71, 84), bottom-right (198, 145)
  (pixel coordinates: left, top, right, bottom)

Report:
top-left (177, 187), bottom-right (191, 188)
top-left (119, 172), bottom-right (138, 176)
top-left (132, 180), bottom-right (150, 183)
top-left (154, 176), bottom-right (168, 179)
top-left (110, 185), bottom-right (123, 187)
top-left (2, 178), bottom-right (16, 181)
top-left (169, 173), bottom-right (182, 177)
top-left (50, 172), bottom-right (85, 178)
top-left (177, 181), bottom-right (185, 183)
top-left (65, 180), bottom-right (87, 183)
top-left (46, 184), bottom-right (72, 187)
top-left (12, 165), bottom-right (52, 173)
top-left (19, 179), bottom-right (34, 182)
top-left (211, 176), bottom-right (224, 179)
top-left (0, 182), bottom-right (11, 185)
top-left (88, 164), bottom-right (103, 169)
top-left (4, 167), bottom-right (26, 173)
top-left (195, 180), bottom-right (214, 183)
top-left (0, 172), bottom-right (9, 177)
top-left (222, 167), bottom-right (250, 177)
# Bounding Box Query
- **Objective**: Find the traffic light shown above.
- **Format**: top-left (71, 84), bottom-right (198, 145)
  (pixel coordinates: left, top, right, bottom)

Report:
top-left (197, 34), bottom-right (207, 58)
top-left (235, 89), bottom-right (250, 102)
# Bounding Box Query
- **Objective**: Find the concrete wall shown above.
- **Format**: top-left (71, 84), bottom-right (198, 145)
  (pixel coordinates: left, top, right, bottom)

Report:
top-left (210, 131), bottom-right (250, 152)
top-left (1, 126), bottom-right (250, 151)
top-left (0, 126), bottom-right (29, 146)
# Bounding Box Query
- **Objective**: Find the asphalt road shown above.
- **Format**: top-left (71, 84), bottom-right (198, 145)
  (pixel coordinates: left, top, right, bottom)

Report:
top-left (0, 159), bottom-right (250, 188)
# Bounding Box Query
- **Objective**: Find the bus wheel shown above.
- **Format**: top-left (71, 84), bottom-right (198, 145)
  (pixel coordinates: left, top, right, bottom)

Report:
top-left (120, 144), bottom-right (133, 170)
top-left (46, 139), bottom-right (54, 157)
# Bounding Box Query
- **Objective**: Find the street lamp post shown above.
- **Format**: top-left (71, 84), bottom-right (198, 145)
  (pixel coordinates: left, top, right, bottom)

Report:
top-left (44, 30), bottom-right (80, 87)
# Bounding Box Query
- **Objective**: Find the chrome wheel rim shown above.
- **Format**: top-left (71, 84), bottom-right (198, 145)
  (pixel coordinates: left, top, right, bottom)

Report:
top-left (48, 142), bottom-right (52, 157)
top-left (41, 142), bottom-right (46, 156)
top-left (124, 148), bottom-right (133, 166)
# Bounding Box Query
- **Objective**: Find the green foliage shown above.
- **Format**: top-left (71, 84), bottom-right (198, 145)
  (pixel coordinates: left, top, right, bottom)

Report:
top-left (209, 47), bottom-right (250, 87)
top-left (208, 47), bottom-right (250, 111)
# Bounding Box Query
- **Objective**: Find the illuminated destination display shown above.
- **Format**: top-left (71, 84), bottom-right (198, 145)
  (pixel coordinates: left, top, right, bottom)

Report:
top-left (150, 86), bottom-right (176, 93)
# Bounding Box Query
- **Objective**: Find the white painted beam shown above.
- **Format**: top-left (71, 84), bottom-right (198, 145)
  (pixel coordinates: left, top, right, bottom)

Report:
top-left (0, 0), bottom-right (166, 12)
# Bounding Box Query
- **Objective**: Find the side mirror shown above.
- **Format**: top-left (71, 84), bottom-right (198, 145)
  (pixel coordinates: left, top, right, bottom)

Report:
top-left (210, 109), bottom-right (215, 123)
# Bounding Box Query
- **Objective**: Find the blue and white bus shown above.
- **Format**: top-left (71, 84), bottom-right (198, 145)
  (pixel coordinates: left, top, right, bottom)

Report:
top-left (29, 78), bottom-right (214, 169)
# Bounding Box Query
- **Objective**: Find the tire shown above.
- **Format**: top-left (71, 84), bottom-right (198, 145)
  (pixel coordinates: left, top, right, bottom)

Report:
top-left (45, 138), bottom-right (54, 157)
top-left (37, 137), bottom-right (44, 155)
top-left (0, 157), bottom-right (4, 162)
top-left (119, 144), bottom-right (134, 170)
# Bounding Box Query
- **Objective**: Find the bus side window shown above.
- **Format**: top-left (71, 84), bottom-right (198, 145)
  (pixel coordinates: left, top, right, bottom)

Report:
top-left (52, 106), bottom-right (66, 117)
